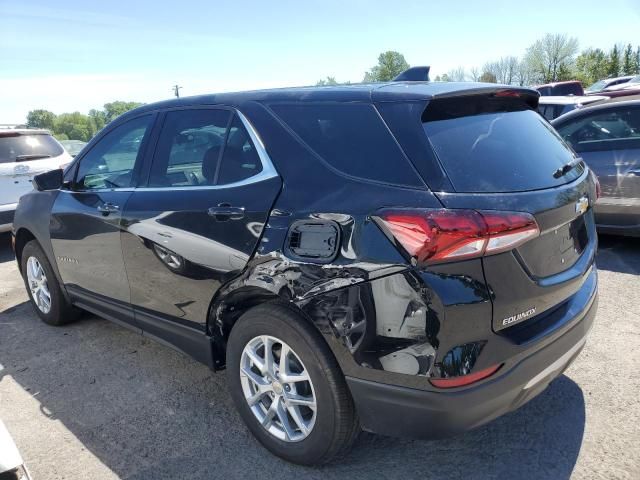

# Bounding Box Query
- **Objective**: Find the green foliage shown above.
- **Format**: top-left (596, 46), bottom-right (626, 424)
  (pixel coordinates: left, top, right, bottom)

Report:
top-left (103, 101), bottom-right (143, 123)
top-left (26, 109), bottom-right (56, 131)
top-left (25, 101), bottom-right (143, 141)
top-left (478, 71), bottom-right (497, 83)
top-left (608, 44), bottom-right (620, 77)
top-left (622, 44), bottom-right (635, 75)
top-left (316, 76), bottom-right (339, 86)
top-left (524, 33), bottom-right (579, 83)
top-left (574, 48), bottom-right (609, 85)
top-left (363, 51), bottom-right (409, 82)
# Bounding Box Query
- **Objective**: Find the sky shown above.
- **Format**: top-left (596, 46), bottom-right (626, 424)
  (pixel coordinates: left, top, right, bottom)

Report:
top-left (1, 0), bottom-right (639, 123)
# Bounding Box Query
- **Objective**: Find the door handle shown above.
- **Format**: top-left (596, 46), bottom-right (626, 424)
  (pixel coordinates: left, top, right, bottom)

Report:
top-left (97, 202), bottom-right (120, 215)
top-left (207, 203), bottom-right (245, 221)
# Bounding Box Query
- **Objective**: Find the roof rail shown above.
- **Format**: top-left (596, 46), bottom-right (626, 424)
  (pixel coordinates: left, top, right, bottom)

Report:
top-left (393, 66), bottom-right (430, 82)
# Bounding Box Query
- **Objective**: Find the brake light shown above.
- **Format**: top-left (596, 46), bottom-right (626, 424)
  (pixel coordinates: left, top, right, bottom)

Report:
top-left (430, 364), bottom-right (502, 389)
top-left (494, 89), bottom-right (522, 98)
top-left (375, 209), bottom-right (539, 265)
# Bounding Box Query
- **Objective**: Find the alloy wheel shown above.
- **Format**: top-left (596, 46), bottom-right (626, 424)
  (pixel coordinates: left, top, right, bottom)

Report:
top-left (26, 256), bottom-right (51, 314)
top-left (240, 335), bottom-right (317, 442)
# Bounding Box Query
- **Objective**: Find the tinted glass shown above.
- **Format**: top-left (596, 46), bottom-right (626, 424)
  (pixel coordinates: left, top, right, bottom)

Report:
top-left (75, 115), bottom-right (151, 190)
top-left (0, 134), bottom-right (64, 163)
top-left (586, 80), bottom-right (606, 92)
top-left (217, 115), bottom-right (263, 184)
top-left (554, 84), bottom-right (583, 96)
top-left (149, 109), bottom-right (230, 187)
top-left (423, 109), bottom-right (583, 193)
top-left (270, 103), bottom-right (420, 186)
top-left (555, 106), bottom-right (640, 152)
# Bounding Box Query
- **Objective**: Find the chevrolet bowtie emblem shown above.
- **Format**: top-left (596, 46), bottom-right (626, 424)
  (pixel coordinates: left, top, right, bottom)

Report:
top-left (575, 196), bottom-right (589, 215)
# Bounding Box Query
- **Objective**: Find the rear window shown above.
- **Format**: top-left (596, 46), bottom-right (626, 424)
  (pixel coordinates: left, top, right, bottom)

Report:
top-left (423, 108), bottom-right (584, 193)
top-left (0, 133), bottom-right (64, 163)
top-left (553, 84), bottom-right (583, 96)
top-left (270, 103), bottom-right (421, 187)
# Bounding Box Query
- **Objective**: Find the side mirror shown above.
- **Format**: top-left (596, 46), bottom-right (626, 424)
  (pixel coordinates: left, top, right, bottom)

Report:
top-left (32, 168), bottom-right (64, 191)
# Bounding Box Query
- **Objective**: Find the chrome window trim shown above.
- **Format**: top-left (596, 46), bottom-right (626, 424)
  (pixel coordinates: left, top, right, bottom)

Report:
top-left (132, 108), bottom-right (279, 192)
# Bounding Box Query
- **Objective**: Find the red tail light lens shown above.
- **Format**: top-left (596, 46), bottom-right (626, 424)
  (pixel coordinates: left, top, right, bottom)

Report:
top-left (375, 209), bottom-right (539, 265)
top-left (430, 364), bottom-right (502, 389)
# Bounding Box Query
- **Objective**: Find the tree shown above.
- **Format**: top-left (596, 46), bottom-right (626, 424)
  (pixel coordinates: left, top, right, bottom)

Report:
top-left (316, 76), bottom-right (339, 86)
top-left (88, 109), bottom-right (107, 134)
top-left (622, 44), bottom-right (634, 75)
top-left (469, 66), bottom-right (480, 82)
top-left (574, 48), bottom-right (609, 86)
top-left (516, 60), bottom-right (535, 86)
top-left (448, 66), bottom-right (466, 82)
top-left (636, 46), bottom-right (640, 74)
top-left (26, 109), bottom-right (56, 131)
top-left (608, 44), bottom-right (620, 77)
top-left (54, 112), bottom-right (93, 142)
top-left (524, 33), bottom-right (579, 83)
top-left (103, 101), bottom-right (144, 123)
top-left (363, 51), bottom-right (409, 82)
top-left (479, 71), bottom-right (497, 83)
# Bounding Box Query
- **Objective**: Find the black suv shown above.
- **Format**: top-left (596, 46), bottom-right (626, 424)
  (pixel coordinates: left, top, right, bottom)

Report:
top-left (12, 79), bottom-right (599, 465)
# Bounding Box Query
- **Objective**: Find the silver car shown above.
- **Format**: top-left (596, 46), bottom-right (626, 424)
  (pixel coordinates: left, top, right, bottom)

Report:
top-left (552, 98), bottom-right (640, 236)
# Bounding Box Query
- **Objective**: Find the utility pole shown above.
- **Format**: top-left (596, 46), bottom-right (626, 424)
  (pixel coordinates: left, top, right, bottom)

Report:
top-left (172, 84), bottom-right (182, 98)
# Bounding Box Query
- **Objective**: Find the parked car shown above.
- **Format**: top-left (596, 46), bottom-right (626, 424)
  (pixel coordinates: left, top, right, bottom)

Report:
top-left (600, 74), bottom-right (640, 92)
top-left (535, 80), bottom-right (584, 96)
top-left (12, 79), bottom-right (599, 465)
top-left (537, 95), bottom-right (608, 121)
top-left (552, 98), bottom-right (640, 237)
top-left (59, 139), bottom-right (88, 157)
top-left (0, 128), bottom-right (71, 232)
top-left (585, 75), bottom-right (635, 94)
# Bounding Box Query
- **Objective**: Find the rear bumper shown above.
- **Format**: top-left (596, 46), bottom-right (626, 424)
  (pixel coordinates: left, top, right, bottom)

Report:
top-left (0, 203), bottom-right (17, 233)
top-left (346, 290), bottom-right (597, 439)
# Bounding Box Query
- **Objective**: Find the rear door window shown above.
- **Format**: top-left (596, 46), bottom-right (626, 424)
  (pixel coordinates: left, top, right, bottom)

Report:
top-left (269, 103), bottom-right (421, 187)
top-left (148, 109), bottom-right (231, 187)
top-left (423, 108), bottom-right (583, 193)
top-left (555, 106), bottom-right (640, 152)
top-left (0, 134), bottom-right (64, 163)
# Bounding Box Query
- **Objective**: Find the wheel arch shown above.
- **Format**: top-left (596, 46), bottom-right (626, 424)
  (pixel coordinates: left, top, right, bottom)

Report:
top-left (207, 284), bottom-right (338, 371)
top-left (14, 227), bottom-right (37, 273)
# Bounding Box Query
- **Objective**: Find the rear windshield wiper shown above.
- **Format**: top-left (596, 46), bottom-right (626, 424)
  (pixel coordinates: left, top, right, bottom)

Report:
top-left (553, 157), bottom-right (583, 179)
top-left (15, 154), bottom-right (52, 162)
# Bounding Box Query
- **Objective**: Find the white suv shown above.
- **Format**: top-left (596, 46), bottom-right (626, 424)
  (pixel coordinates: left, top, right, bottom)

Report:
top-left (0, 128), bottom-right (71, 232)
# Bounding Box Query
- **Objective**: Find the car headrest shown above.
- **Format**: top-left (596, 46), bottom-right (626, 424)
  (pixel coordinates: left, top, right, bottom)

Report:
top-left (201, 146), bottom-right (222, 183)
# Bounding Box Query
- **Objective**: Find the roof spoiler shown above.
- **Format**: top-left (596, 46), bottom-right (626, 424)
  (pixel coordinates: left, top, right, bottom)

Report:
top-left (393, 66), bottom-right (430, 82)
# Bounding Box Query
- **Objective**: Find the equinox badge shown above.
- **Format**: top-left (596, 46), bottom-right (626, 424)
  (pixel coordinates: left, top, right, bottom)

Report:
top-left (502, 307), bottom-right (536, 326)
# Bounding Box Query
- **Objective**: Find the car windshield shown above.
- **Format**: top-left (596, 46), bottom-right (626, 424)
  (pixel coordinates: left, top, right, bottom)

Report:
top-left (0, 133), bottom-right (64, 163)
top-left (586, 80), bottom-right (606, 92)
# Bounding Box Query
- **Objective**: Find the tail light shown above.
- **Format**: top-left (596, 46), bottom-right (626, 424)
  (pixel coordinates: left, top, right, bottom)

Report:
top-left (374, 209), bottom-right (539, 265)
top-left (594, 176), bottom-right (601, 199)
top-left (430, 364), bottom-right (502, 389)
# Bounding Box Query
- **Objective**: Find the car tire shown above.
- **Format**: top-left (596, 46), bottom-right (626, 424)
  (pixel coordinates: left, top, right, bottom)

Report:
top-left (21, 240), bottom-right (80, 326)
top-left (226, 302), bottom-right (360, 465)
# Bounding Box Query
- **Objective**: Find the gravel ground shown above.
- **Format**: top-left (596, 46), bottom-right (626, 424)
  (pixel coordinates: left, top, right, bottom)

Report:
top-left (1, 233), bottom-right (639, 480)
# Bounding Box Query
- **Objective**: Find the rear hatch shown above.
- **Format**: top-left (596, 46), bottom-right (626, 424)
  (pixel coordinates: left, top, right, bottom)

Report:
top-left (0, 132), bottom-right (68, 206)
top-left (380, 88), bottom-right (598, 333)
